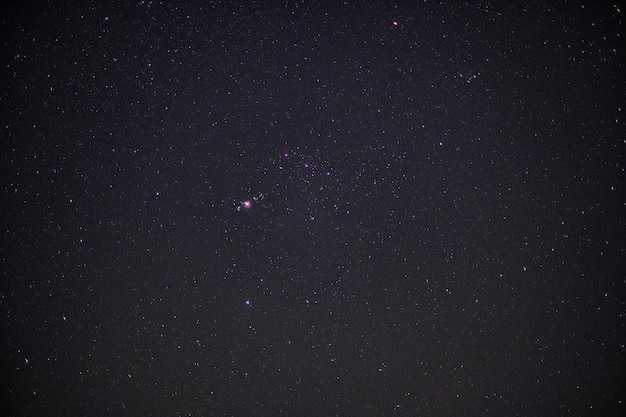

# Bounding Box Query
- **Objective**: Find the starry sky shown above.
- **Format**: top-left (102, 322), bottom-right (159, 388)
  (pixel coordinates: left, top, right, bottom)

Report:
top-left (1, 1), bottom-right (625, 416)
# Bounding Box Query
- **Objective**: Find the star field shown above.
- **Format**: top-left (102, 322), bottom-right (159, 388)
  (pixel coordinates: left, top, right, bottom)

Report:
top-left (1, 1), bottom-right (625, 416)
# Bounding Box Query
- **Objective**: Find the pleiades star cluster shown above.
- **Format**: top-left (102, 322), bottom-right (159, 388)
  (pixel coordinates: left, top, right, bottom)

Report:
top-left (1, 1), bottom-right (624, 416)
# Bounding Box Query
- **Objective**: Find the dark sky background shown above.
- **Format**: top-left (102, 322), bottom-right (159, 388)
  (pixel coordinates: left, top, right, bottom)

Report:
top-left (1, 1), bottom-right (625, 416)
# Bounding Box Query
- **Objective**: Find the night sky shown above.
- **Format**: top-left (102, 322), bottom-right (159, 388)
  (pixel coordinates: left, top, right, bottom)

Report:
top-left (1, 1), bottom-right (625, 416)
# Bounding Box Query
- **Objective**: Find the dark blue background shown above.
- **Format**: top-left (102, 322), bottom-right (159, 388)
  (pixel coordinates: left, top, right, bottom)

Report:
top-left (1, 1), bottom-right (624, 415)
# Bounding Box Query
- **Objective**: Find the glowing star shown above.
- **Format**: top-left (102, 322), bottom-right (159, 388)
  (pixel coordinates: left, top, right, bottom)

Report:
top-left (237, 200), bottom-right (252, 211)
top-left (236, 193), bottom-right (265, 211)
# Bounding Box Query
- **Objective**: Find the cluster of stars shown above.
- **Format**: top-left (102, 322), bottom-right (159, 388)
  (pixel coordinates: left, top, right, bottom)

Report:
top-left (236, 193), bottom-right (265, 212)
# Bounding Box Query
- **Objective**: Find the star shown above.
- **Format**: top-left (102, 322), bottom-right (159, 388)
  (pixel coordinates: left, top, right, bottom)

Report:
top-left (236, 200), bottom-right (252, 211)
